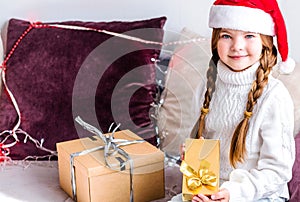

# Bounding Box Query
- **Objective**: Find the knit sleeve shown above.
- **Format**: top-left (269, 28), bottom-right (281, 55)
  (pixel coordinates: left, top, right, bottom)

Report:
top-left (221, 82), bottom-right (295, 201)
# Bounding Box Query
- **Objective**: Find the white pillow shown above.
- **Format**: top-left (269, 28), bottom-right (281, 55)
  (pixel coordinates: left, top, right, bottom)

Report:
top-left (0, 21), bottom-right (7, 55)
top-left (276, 64), bottom-right (300, 137)
top-left (157, 27), bottom-right (211, 157)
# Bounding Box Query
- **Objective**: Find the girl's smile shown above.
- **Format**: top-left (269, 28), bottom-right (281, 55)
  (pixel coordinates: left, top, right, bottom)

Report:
top-left (229, 55), bottom-right (247, 59)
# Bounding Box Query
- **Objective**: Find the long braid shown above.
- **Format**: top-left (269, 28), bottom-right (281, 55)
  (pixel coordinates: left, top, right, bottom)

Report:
top-left (197, 44), bottom-right (219, 138)
top-left (229, 37), bottom-right (277, 167)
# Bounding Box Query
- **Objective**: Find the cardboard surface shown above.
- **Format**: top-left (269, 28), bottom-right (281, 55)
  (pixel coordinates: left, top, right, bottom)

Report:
top-left (57, 130), bottom-right (165, 202)
top-left (181, 138), bottom-right (220, 201)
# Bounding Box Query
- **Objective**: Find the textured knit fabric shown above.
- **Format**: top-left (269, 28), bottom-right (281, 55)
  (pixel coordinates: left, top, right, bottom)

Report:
top-left (202, 61), bottom-right (295, 201)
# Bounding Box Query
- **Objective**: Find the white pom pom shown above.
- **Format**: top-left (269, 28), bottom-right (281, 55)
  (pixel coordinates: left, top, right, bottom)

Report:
top-left (279, 57), bottom-right (296, 74)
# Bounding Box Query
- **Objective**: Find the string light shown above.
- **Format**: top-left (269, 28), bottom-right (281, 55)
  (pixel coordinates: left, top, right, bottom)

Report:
top-left (0, 21), bottom-right (206, 162)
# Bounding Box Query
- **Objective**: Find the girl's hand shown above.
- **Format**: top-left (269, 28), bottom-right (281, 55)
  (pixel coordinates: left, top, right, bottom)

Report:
top-left (181, 137), bottom-right (204, 160)
top-left (192, 193), bottom-right (211, 202)
top-left (180, 143), bottom-right (185, 160)
top-left (192, 188), bottom-right (230, 202)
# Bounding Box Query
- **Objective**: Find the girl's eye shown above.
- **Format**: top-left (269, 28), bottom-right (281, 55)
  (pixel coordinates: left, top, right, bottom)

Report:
top-left (220, 34), bottom-right (231, 39)
top-left (245, 34), bottom-right (255, 39)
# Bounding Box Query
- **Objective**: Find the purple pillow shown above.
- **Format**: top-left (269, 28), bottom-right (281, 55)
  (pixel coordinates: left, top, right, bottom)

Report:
top-left (0, 17), bottom-right (166, 159)
top-left (288, 133), bottom-right (300, 202)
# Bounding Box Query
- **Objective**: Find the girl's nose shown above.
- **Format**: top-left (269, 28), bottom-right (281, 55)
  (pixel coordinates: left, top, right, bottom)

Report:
top-left (231, 37), bottom-right (245, 51)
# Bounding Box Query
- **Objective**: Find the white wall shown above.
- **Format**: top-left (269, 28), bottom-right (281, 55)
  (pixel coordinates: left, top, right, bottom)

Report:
top-left (281, 0), bottom-right (300, 62)
top-left (0, 0), bottom-right (298, 62)
top-left (0, 0), bottom-right (210, 34)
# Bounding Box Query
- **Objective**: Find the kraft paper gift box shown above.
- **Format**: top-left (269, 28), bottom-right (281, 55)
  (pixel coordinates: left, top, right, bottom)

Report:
top-left (57, 130), bottom-right (165, 202)
top-left (180, 138), bottom-right (220, 201)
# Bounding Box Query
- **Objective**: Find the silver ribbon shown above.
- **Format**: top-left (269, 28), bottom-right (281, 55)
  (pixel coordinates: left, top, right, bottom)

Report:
top-left (70, 116), bottom-right (144, 202)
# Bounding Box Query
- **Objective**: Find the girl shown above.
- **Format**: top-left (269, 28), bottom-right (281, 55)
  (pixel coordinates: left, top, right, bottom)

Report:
top-left (172, 0), bottom-right (296, 201)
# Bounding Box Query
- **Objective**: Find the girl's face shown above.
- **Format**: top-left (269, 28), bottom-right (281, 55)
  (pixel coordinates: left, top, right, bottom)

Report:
top-left (217, 29), bottom-right (263, 71)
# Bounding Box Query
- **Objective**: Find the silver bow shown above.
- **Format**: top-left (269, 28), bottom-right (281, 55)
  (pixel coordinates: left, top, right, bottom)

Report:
top-left (70, 116), bottom-right (144, 202)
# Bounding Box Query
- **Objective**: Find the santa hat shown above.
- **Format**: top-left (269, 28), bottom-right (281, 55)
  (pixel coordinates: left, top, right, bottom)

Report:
top-left (209, 0), bottom-right (295, 74)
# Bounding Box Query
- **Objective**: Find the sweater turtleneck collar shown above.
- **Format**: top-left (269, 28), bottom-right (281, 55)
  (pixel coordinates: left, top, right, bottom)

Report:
top-left (218, 60), bottom-right (260, 86)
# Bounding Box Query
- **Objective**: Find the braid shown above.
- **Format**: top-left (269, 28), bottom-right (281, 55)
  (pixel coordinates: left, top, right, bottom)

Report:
top-left (229, 38), bottom-right (277, 168)
top-left (197, 29), bottom-right (221, 139)
top-left (197, 51), bottom-right (218, 138)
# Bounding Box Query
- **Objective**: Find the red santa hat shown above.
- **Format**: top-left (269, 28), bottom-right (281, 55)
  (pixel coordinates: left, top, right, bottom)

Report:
top-left (209, 0), bottom-right (295, 74)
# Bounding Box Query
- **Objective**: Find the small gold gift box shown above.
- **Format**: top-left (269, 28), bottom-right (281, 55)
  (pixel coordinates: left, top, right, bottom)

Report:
top-left (180, 138), bottom-right (220, 201)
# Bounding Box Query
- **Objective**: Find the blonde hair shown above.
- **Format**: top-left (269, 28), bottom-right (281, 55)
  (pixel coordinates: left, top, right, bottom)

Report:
top-left (197, 28), bottom-right (277, 168)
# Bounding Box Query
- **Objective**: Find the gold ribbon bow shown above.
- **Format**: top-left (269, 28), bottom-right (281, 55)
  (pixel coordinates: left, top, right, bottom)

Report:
top-left (180, 160), bottom-right (217, 193)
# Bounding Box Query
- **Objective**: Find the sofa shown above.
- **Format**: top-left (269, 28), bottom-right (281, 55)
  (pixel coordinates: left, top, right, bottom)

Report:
top-left (0, 2), bottom-right (299, 202)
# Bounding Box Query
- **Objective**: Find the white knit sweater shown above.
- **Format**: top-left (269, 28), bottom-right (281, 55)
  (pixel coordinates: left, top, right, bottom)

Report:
top-left (202, 61), bottom-right (295, 201)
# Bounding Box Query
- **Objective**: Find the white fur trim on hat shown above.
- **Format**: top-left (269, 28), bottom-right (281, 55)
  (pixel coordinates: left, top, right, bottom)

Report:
top-left (278, 57), bottom-right (296, 74)
top-left (209, 5), bottom-right (275, 36)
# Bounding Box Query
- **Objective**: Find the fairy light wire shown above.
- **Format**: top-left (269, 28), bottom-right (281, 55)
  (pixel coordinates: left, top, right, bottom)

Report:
top-left (0, 21), bottom-right (206, 161)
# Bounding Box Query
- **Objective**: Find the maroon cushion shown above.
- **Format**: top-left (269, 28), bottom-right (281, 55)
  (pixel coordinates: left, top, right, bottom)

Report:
top-left (0, 17), bottom-right (166, 159)
top-left (288, 133), bottom-right (300, 202)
